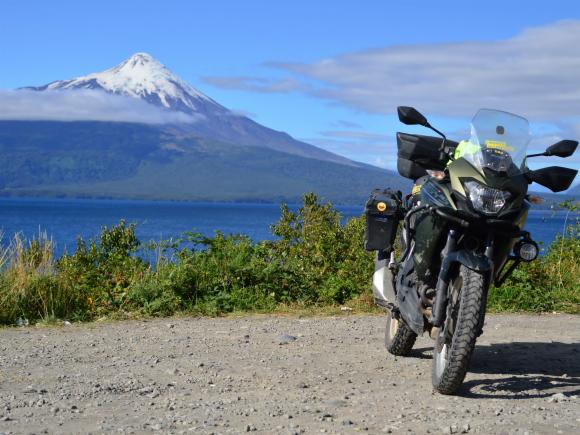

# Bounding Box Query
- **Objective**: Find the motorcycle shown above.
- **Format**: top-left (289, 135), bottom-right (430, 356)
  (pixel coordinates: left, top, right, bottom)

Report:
top-left (366, 107), bottom-right (578, 394)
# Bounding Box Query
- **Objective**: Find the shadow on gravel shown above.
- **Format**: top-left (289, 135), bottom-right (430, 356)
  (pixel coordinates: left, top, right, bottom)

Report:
top-left (408, 347), bottom-right (432, 360)
top-left (462, 341), bottom-right (580, 399)
top-left (406, 342), bottom-right (580, 399)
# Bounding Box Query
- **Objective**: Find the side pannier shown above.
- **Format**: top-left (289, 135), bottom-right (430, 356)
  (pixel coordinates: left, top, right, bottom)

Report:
top-left (364, 189), bottom-right (403, 252)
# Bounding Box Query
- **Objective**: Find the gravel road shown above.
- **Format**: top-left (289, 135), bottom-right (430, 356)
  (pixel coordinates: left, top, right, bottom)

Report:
top-left (0, 314), bottom-right (578, 434)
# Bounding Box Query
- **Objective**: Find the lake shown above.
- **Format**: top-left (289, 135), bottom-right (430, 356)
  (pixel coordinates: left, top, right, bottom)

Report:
top-left (0, 197), bottom-right (575, 258)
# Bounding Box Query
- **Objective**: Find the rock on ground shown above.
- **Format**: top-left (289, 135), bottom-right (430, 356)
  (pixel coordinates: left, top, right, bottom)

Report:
top-left (0, 314), bottom-right (579, 434)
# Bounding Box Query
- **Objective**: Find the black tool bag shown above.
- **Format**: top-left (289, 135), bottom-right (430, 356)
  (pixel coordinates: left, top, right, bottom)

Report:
top-left (364, 189), bottom-right (403, 252)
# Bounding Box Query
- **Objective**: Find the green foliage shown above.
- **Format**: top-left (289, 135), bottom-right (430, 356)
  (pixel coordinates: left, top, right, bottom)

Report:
top-left (57, 221), bottom-right (146, 317)
top-left (167, 232), bottom-right (279, 314)
top-left (0, 194), bottom-right (578, 325)
top-left (269, 193), bottom-right (372, 304)
top-left (488, 211), bottom-right (580, 313)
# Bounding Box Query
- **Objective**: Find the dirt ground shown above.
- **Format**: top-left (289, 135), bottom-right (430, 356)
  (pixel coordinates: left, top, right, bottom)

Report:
top-left (0, 314), bottom-right (578, 434)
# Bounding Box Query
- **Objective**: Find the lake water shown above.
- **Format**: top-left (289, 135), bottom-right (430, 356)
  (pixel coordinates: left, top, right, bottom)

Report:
top-left (0, 198), bottom-right (575, 258)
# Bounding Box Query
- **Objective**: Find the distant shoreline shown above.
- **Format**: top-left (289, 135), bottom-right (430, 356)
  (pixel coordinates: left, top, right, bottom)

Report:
top-left (0, 191), bottom-right (576, 209)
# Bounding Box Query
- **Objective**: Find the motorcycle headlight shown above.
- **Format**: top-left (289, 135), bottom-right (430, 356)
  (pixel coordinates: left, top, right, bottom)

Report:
top-left (463, 180), bottom-right (511, 215)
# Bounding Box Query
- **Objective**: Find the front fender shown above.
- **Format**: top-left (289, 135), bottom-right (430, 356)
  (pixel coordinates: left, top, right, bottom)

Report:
top-left (430, 247), bottom-right (492, 327)
top-left (446, 249), bottom-right (492, 272)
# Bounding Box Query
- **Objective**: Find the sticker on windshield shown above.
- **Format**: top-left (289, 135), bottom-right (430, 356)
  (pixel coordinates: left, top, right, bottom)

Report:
top-left (484, 140), bottom-right (515, 152)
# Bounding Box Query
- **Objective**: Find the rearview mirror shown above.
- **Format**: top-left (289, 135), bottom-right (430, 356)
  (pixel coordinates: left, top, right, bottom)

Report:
top-left (397, 106), bottom-right (429, 126)
top-left (544, 140), bottom-right (578, 158)
top-left (525, 166), bottom-right (578, 192)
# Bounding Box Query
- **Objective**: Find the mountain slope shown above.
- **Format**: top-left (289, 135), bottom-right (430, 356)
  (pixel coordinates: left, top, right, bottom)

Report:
top-left (0, 121), bottom-right (407, 203)
top-left (25, 53), bottom-right (354, 166)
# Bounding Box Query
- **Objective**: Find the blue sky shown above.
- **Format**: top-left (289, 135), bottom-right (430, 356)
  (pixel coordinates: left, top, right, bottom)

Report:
top-left (1, 0), bottom-right (580, 172)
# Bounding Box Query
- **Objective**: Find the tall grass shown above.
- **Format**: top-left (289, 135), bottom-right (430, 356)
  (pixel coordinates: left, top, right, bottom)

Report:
top-left (0, 232), bottom-right (61, 323)
top-left (0, 194), bottom-right (578, 325)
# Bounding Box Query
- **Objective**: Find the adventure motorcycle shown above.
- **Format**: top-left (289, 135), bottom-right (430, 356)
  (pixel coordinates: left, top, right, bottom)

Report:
top-left (365, 107), bottom-right (578, 394)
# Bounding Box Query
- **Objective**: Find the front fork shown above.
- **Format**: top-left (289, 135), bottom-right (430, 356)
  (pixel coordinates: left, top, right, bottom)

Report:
top-left (430, 230), bottom-right (494, 328)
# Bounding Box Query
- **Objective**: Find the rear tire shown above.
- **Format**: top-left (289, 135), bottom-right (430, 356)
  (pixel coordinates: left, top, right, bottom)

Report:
top-left (432, 265), bottom-right (487, 394)
top-left (385, 310), bottom-right (417, 356)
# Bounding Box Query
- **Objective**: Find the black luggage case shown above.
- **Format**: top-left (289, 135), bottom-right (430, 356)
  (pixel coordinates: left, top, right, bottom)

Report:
top-left (364, 189), bottom-right (403, 252)
top-left (396, 132), bottom-right (458, 180)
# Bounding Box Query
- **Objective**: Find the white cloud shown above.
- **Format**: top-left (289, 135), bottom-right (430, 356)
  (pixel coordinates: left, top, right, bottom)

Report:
top-left (0, 89), bottom-right (200, 124)
top-left (267, 20), bottom-right (580, 121)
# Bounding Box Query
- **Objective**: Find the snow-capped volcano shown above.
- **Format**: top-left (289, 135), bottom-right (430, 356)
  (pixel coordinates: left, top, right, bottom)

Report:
top-left (28, 53), bottom-right (225, 115)
top-left (25, 53), bottom-right (354, 165)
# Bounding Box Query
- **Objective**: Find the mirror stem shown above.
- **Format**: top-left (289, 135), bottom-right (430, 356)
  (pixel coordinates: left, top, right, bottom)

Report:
top-left (426, 123), bottom-right (449, 159)
top-left (523, 152), bottom-right (546, 167)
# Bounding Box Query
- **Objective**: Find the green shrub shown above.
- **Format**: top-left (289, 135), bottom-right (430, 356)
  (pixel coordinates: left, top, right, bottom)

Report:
top-left (57, 220), bottom-right (147, 317)
top-left (170, 233), bottom-right (281, 314)
top-left (270, 193), bottom-right (372, 303)
top-left (126, 267), bottom-right (181, 316)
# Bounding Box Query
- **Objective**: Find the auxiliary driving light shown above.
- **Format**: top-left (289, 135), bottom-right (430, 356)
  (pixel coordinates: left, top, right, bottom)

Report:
top-left (514, 240), bottom-right (539, 262)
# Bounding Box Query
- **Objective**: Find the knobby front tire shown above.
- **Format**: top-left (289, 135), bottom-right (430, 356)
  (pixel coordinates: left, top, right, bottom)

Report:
top-left (432, 265), bottom-right (486, 395)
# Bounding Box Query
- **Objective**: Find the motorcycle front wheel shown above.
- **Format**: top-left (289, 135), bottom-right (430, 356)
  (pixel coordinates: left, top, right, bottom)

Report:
top-left (432, 265), bottom-right (486, 394)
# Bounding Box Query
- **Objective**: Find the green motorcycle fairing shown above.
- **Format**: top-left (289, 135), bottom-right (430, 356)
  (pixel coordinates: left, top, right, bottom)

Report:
top-left (413, 155), bottom-right (530, 282)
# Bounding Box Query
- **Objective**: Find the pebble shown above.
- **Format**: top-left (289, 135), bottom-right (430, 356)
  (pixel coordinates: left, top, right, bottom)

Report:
top-left (324, 399), bottom-right (347, 408)
top-left (547, 393), bottom-right (567, 403)
top-left (278, 335), bottom-right (297, 345)
top-left (147, 390), bottom-right (160, 399)
top-left (288, 425), bottom-right (304, 434)
top-left (443, 424), bottom-right (459, 434)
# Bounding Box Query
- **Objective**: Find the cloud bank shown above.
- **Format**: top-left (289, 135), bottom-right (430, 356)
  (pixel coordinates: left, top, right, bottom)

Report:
top-left (207, 20), bottom-right (580, 121)
top-left (0, 89), bottom-right (199, 124)
top-left (279, 20), bottom-right (580, 120)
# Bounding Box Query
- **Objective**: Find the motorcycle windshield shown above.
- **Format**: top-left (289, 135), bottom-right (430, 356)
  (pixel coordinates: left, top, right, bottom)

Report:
top-left (465, 109), bottom-right (531, 175)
